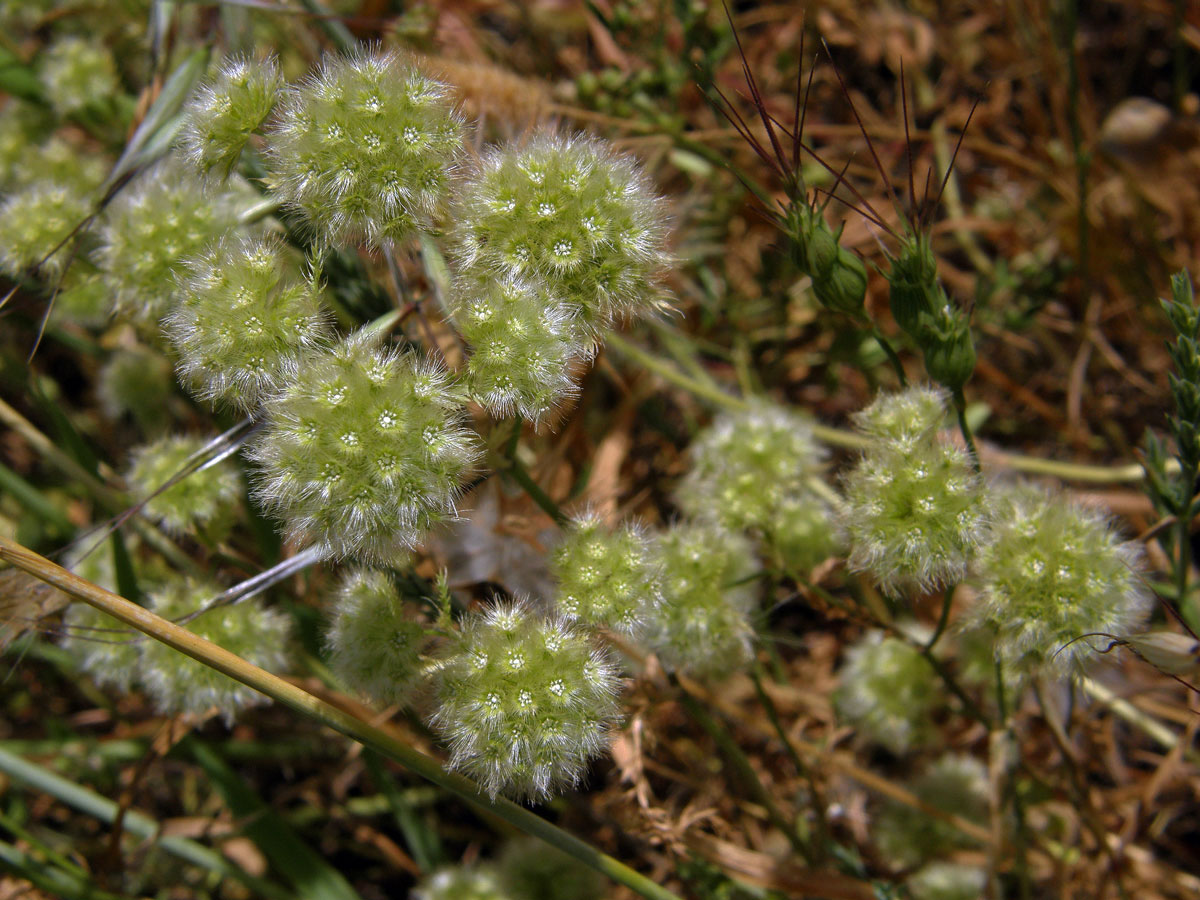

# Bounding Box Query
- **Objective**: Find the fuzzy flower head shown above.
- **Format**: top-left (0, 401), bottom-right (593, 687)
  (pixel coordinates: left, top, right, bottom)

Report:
top-left (449, 271), bottom-right (584, 425)
top-left (675, 402), bottom-right (828, 540)
top-left (906, 863), bottom-right (988, 900)
top-left (98, 347), bottom-right (173, 432)
top-left (968, 482), bottom-right (1150, 674)
top-left (268, 49), bottom-right (463, 249)
top-left (126, 434), bottom-right (241, 538)
top-left (644, 522), bottom-right (758, 679)
top-left (138, 579), bottom-right (291, 721)
top-left (428, 598), bottom-right (622, 802)
top-left (549, 512), bottom-right (661, 635)
top-left (63, 602), bottom-right (141, 694)
top-left (96, 157), bottom-right (254, 326)
top-left (38, 36), bottom-right (119, 117)
top-left (166, 235), bottom-right (331, 412)
top-left (874, 753), bottom-right (989, 867)
top-left (412, 866), bottom-right (507, 900)
top-left (451, 132), bottom-right (670, 336)
top-left (12, 135), bottom-right (108, 193)
top-left (180, 56), bottom-right (282, 181)
top-left (853, 383), bottom-right (950, 447)
top-left (841, 388), bottom-right (987, 595)
top-left (0, 179), bottom-right (95, 278)
top-left (834, 628), bottom-right (941, 754)
top-left (248, 329), bottom-right (477, 563)
top-left (324, 568), bottom-right (429, 707)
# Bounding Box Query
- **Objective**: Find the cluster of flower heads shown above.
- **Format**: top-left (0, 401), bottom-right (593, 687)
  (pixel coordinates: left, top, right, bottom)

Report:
top-left (428, 599), bottom-right (622, 802)
top-left (247, 329), bottom-right (478, 563)
top-left (65, 575), bottom-right (291, 723)
top-left (841, 385), bottom-right (988, 594)
top-left (676, 403), bottom-right (836, 571)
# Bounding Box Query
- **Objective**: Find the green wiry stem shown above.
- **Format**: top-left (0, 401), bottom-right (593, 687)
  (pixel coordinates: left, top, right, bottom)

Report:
top-left (0, 536), bottom-right (682, 900)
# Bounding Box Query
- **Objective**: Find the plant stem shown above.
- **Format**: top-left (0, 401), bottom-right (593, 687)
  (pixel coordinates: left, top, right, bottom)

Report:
top-left (0, 536), bottom-right (683, 900)
top-left (670, 673), bottom-right (810, 862)
top-left (925, 584), bottom-right (956, 652)
top-left (953, 388), bottom-right (980, 471)
top-left (749, 665), bottom-right (832, 863)
top-left (871, 326), bottom-right (908, 387)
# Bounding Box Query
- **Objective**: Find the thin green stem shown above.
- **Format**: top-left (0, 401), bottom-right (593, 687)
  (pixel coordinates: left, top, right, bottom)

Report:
top-left (953, 388), bottom-right (980, 472)
top-left (871, 326), bottom-right (908, 387)
top-left (925, 584), bottom-right (956, 652)
top-left (994, 657), bottom-right (1033, 900)
top-left (749, 665), bottom-right (831, 863)
top-left (671, 673), bottom-right (810, 862)
top-left (0, 536), bottom-right (682, 900)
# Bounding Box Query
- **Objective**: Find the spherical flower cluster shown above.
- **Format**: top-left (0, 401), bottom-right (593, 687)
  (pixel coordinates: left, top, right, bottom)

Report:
top-left (906, 863), bottom-right (988, 900)
top-left (549, 512), bottom-right (661, 635)
top-left (428, 598), bottom-right (622, 802)
top-left (0, 180), bottom-right (94, 277)
top-left (676, 403), bottom-right (832, 568)
top-left (967, 482), bottom-right (1150, 673)
top-left (96, 157), bottom-right (253, 325)
top-left (248, 329), bottom-right (477, 562)
top-left (496, 838), bottom-right (604, 900)
top-left (180, 56), bottom-right (282, 181)
top-left (98, 347), bottom-right (173, 432)
top-left (841, 387), bottom-right (987, 595)
top-left (166, 235), bottom-right (331, 411)
top-left (324, 568), bottom-right (429, 706)
top-left (63, 601), bottom-right (142, 694)
top-left (644, 522), bottom-right (758, 679)
top-left (873, 754), bottom-right (989, 866)
top-left (125, 434), bottom-right (241, 537)
top-left (268, 50), bottom-right (463, 249)
top-left (834, 628), bottom-right (941, 754)
top-left (449, 272), bottom-right (583, 425)
top-left (853, 383), bottom-right (950, 445)
top-left (0, 101), bottom-right (51, 186)
top-left (12, 135), bottom-right (107, 193)
top-left (412, 866), bottom-right (508, 900)
top-left (451, 132), bottom-right (670, 336)
top-left (139, 579), bottom-right (291, 721)
top-left (38, 36), bottom-right (119, 117)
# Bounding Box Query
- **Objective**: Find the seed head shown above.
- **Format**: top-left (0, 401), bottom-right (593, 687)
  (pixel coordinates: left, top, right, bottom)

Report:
top-left (38, 36), bottom-right (119, 117)
top-left (449, 271), bottom-right (585, 425)
top-left (138, 578), bottom-right (291, 722)
top-left (63, 602), bottom-right (141, 694)
top-left (676, 402), bottom-right (826, 527)
top-left (0, 179), bottom-right (94, 278)
top-left (644, 522), bottom-right (758, 679)
top-left (412, 866), bottom-right (507, 900)
top-left (166, 234), bottom-right (331, 411)
top-left (268, 49), bottom-right (463, 249)
top-left (873, 753), bottom-right (989, 866)
top-left (96, 156), bottom-right (255, 326)
top-left (180, 56), bottom-right (282, 181)
top-left (325, 568), bottom-right (430, 706)
top-left (549, 511), bottom-right (661, 635)
top-left (967, 482), bottom-right (1150, 674)
top-left (834, 628), bottom-right (941, 754)
top-left (125, 434), bottom-right (241, 538)
top-left (428, 598), bottom-right (622, 802)
top-left (906, 863), bottom-right (988, 900)
top-left (247, 329), bottom-right (478, 563)
top-left (841, 387), bottom-right (987, 594)
top-left (451, 132), bottom-right (670, 337)
top-left (98, 347), bottom-right (173, 433)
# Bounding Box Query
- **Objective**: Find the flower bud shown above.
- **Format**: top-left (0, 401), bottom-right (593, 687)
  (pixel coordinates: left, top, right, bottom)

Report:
top-left (181, 56), bottom-right (282, 181)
